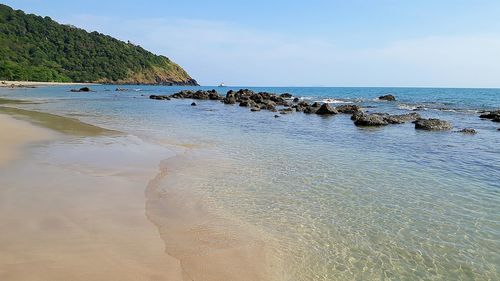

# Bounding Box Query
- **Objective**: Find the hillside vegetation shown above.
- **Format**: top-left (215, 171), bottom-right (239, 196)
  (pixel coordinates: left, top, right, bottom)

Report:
top-left (0, 4), bottom-right (197, 85)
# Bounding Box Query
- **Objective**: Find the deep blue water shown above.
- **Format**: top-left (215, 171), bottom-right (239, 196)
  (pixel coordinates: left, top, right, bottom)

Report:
top-left (1, 85), bottom-right (499, 280)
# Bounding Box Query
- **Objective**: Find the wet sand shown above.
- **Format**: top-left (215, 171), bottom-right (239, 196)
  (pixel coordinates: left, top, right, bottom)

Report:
top-left (0, 107), bottom-right (280, 280)
top-left (0, 114), bottom-right (53, 167)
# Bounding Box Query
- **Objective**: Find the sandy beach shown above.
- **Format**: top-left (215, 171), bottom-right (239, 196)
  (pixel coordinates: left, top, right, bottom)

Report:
top-left (0, 114), bottom-right (53, 166)
top-left (0, 103), bottom-right (278, 281)
top-left (0, 80), bottom-right (97, 88)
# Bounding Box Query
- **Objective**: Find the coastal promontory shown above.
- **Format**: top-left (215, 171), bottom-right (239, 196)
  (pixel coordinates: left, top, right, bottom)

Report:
top-left (0, 4), bottom-right (197, 85)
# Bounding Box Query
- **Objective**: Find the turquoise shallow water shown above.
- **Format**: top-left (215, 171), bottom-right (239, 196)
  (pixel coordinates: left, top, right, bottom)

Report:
top-left (1, 85), bottom-right (499, 280)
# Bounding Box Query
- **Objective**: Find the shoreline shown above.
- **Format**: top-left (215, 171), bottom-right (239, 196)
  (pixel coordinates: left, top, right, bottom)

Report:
top-left (0, 101), bottom-right (278, 280)
top-left (0, 80), bottom-right (98, 88)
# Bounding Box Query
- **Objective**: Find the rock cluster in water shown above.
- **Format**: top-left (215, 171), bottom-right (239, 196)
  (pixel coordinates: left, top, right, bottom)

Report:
top-left (479, 110), bottom-right (500, 122)
top-left (150, 89), bottom-right (458, 131)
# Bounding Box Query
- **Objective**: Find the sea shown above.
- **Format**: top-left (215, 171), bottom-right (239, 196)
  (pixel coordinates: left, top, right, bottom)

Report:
top-left (1, 85), bottom-right (499, 280)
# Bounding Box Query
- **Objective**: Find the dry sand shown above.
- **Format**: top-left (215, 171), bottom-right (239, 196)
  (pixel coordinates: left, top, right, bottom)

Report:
top-left (0, 80), bottom-right (97, 88)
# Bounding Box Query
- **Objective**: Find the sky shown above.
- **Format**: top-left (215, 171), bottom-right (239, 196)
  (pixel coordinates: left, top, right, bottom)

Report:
top-left (4, 0), bottom-right (500, 87)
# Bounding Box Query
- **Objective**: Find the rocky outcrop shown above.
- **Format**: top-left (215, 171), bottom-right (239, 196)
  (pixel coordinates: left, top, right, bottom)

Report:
top-left (315, 103), bottom-right (338, 115)
top-left (336, 104), bottom-right (360, 114)
top-left (479, 110), bottom-right (500, 122)
top-left (383, 113), bottom-right (421, 124)
top-left (352, 113), bottom-right (389, 126)
top-left (147, 88), bottom-right (464, 134)
top-left (414, 118), bottom-right (453, 131)
top-left (379, 94), bottom-right (396, 101)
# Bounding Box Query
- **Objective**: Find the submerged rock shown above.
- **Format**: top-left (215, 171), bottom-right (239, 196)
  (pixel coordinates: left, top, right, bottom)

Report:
top-left (250, 107), bottom-right (261, 112)
top-left (378, 94), bottom-right (396, 101)
top-left (191, 102), bottom-right (197, 106)
top-left (315, 103), bottom-right (338, 115)
top-left (456, 128), bottom-right (477, 134)
top-left (414, 118), bottom-right (452, 131)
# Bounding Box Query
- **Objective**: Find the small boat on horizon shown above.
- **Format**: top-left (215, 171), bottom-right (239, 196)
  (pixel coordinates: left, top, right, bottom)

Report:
top-left (218, 82), bottom-right (226, 87)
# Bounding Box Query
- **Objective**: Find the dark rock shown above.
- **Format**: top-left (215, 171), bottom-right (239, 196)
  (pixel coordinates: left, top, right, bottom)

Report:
top-left (70, 87), bottom-right (91, 92)
top-left (274, 115), bottom-right (280, 118)
top-left (311, 102), bottom-right (321, 107)
top-left (456, 128), bottom-right (477, 134)
top-left (414, 118), bottom-right (453, 131)
top-left (293, 97), bottom-right (300, 102)
top-left (351, 111), bottom-right (364, 120)
top-left (239, 100), bottom-right (256, 107)
top-left (315, 103), bottom-right (338, 115)
top-left (293, 101), bottom-right (310, 112)
top-left (378, 94), bottom-right (396, 101)
top-left (279, 108), bottom-right (294, 114)
top-left (336, 104), bottom-right (360, 114)
top-left (479, 110), bottom-right (500, 120)
top-left (191, 102), bottom-right (197, 106)
top-left (303, 106), bottom-right (318, 114)
top-left (383, 112), bottom-right (421, 124)
top-left (115, 88), bottom-right (128, 91)
top-left (353, 113), bottom-right (389, 126)
top-left (280, 93), bottom-right (293, 98)
top-left (149, 95), bottom-right (170, 100)
top-left (223, 97), bottom-right (236, 104)
top-left (250, 107), bottom-right (261, 112)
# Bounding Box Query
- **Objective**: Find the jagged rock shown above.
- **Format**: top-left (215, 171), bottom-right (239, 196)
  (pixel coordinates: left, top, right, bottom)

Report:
top-left (414, 118), bottom-right (452, 131)
top-left (239, 100), bottom-right (256, 107)
top-left (336, 104), bottom-right (360, 114)
top-left (383, 112), bottom-right (421, 124)
top-left (315, 103), bottom-right (338, 115)
top-left (293, 101), bottom-right (310, 112)
top-left (207, 89), bottom-right (221, 100)
top-left (353, 113), bottom-right (388, 126)
top-left (280, 93), bottom-right (293, 98)
top-left (223, 97), bottom-right (236, 104)
top-left (456, 128), bottom-right (477, 134)
top-left (379, 94), bottom-right (396, 101)
top-left (303, 106), bottom-right (318, 114)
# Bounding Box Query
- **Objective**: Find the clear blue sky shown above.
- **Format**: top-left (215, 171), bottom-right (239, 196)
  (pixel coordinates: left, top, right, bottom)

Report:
top-left (4, 0), bottom-right (500, 87)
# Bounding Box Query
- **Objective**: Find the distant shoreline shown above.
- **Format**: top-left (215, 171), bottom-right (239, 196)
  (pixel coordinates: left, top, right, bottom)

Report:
top-left (0, 80), bottom-right (98, 88)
